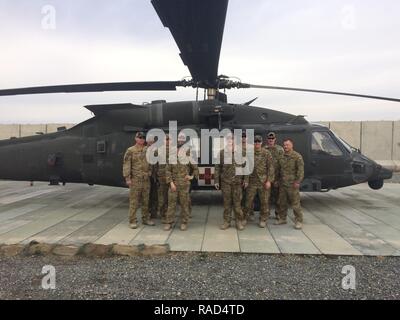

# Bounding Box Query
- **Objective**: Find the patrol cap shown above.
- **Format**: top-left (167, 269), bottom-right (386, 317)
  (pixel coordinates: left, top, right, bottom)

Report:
top-left (267, 132), bottom-right (276, 139)
top-left (135, 131), bottom-right (145, 139)
top-left (241, 131), bottom-right (247, 138)
top-left (254, 135), bottom-right (263, 143)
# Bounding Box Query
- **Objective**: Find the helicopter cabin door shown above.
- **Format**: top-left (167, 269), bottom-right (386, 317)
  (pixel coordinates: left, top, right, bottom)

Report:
top-left (310, 130), bottom-right (348, 189)
top-left (80, 125), bottom-right (99, 185)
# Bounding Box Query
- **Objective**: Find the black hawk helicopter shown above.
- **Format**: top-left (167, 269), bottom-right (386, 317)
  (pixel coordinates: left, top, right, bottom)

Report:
top-left (0, 0), bottom-right (396, 191)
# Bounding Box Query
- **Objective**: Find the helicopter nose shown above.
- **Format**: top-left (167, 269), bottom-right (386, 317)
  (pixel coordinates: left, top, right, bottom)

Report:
top-left (375, 165), bottom-right (393, 180)
top-left (350, 151), bottom-right (393, 188)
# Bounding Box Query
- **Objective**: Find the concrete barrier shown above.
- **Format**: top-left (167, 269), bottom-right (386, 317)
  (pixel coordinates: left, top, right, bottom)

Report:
top-left (361, 122), bottom-right (393, 161)
top-left (376, 160), bottom-right (400, 173)
top-left (20, 124), bottom-right (47, 138)
top-left (0, 124), bottom-right (75, 140)
top-left (394, 122), bottom-right (400, 161)
top-left (0, 125), bottom-right (20, 140)
top-left (329, 122), bottom-right (361, 150)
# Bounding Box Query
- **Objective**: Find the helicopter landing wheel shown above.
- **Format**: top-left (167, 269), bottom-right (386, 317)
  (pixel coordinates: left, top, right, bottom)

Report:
top-left (368, 179), bottom-right (384, 190)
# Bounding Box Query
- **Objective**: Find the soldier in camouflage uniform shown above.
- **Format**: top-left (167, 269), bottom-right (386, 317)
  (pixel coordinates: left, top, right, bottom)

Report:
top-left (164, 134), bottom-right (199, 231)
top-left (147, 134), bottom-right (158, 219)
top-left (265, 132), bottom-right (284, 219)
top-left (154, 135), bottom-right (170, 222)
top-left (240, 131), bottom-right (251, 219)
top-left (123, 132), bottom-right (156, 229)
top-left (215, 135), bottom-right (249, 231)
top-left (243, 135), bottom-right (274, 228)
top-left (275, 138), bottom-right (304, 230)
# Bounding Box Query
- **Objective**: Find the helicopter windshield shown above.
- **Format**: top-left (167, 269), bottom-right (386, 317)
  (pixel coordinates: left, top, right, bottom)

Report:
top-left (311, 131), bottom-right (343, 156)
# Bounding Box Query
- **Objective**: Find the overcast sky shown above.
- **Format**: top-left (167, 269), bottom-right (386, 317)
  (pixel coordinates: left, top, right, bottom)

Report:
top-left (0, 0), bottom-right (399, 124)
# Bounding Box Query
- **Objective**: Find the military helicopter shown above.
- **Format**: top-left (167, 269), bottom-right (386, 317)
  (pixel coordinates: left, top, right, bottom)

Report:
top-left (0, 0), bottom-right (396, 192)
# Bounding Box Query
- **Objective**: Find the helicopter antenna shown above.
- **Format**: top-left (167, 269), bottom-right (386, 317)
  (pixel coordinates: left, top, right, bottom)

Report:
top-left (244, 97), bottom-right (258, 106)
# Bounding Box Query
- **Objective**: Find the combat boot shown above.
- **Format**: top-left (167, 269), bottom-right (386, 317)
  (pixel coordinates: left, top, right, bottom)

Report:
top-left (294, 221), bottom-right (303, 230)
top-left (274, 219), bottom-right (287, 225)
top-left (236, 221), bottom-right (244, 231)
top-left (143, 219), bottom-right (155, 226)
top-left (180, 224), bottom-right (188, 231)
top-left (220, 221), bottom-right (231, 230)
top-left (129, 222), bottom-right (138, 229)
top-left (164, 223), bottom-right (172, 231)
top-left (259, 221), bottom-right (267, 228)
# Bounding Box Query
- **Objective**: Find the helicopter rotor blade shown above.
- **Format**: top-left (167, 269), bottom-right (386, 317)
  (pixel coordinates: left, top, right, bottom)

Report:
top-left (151, 0), bottom-right (229, 87)
top-left (244, 84), bottom-right (400, 103)
top-left (0, 81), bottom-right (183, 97)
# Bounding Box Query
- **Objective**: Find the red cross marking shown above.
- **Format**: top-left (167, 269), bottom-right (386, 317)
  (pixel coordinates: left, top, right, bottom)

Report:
top-left (199, 168), bottom-right (214, 185)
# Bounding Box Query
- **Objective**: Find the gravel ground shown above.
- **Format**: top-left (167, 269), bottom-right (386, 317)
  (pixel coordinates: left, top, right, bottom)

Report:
top-left (0, 253), bottom-right (399, 300)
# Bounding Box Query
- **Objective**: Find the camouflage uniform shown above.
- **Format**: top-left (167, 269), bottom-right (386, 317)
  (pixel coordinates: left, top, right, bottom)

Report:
top-left (123, 144), bottom-right (151, 224)
top-left (277, 150), bottom-right (304, 222)
top-left (244, 148), bottom-right (274, 222)
top-left (149, 166), bottom-right (158, 219)
top-left (215, 149), bottom-right (249, 224)
top-left (241, 141), bottom-right (249, 214)
top-left (165, 148), bottom-right (199, 225)
top-left (266, 144), bottom-right (284, 216)
top-left (155, 146), bottom-right (169, 221)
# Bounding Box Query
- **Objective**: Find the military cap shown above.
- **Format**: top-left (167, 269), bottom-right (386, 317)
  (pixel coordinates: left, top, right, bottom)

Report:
top-left (267, 132), bottom-right (276, 139)
top-left (135, 131), bottom-right (145, 139)
top-left (254, 135), bottom-right (263, 143)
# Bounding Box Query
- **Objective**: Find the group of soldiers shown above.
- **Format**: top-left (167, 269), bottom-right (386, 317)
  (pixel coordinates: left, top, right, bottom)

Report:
top-left (122, 131), bottom-right (304, 232)
top-left (215, 132), bottom-right (304, 230)
top-left (123, 132), bottom-right (198, 231)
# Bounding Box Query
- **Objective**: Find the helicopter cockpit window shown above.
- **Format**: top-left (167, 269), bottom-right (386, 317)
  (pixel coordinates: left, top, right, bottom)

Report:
top-left (311, 131), bottom-right (343, 156)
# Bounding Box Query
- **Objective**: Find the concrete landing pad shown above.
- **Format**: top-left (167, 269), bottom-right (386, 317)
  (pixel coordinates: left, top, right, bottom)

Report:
top-left (0, 181), bottom-right (399, 256)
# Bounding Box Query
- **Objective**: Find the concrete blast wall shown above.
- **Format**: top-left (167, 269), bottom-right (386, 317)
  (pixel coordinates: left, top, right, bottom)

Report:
top-left (0, 124), bottom-right (75, 140)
